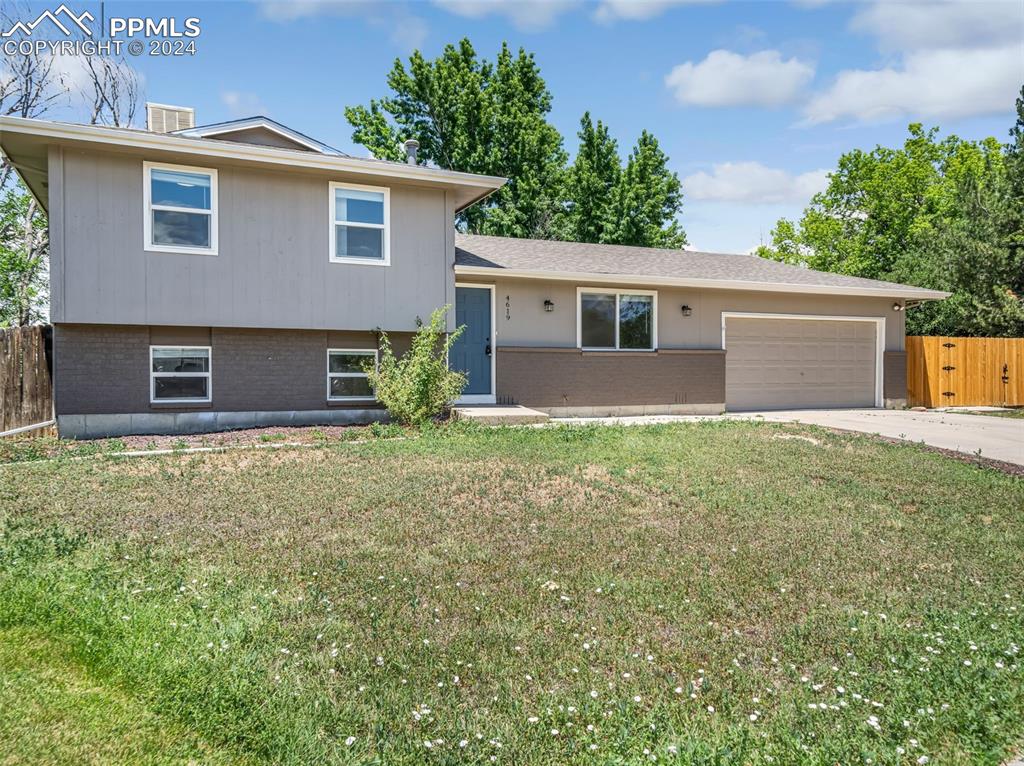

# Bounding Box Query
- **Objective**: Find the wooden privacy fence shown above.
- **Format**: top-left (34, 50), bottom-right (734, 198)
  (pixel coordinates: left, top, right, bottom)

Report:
top-left (906, 336), bottom-right (1024, 408)
top-left (0, 325), bottom-right (53, 434)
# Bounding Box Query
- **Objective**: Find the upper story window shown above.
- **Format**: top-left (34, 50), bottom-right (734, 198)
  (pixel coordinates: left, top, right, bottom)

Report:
top-left (578, 289), bottom-right (657, 351)
top-left (144, 162), bottom-right (218, 254)
top-left (330, 182), bottom-right (389, 265)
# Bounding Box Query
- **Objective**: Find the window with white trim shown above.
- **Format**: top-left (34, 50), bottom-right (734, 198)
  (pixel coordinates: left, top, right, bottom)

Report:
top-left (150, 346), bottom-right (211, 403)
top-left (327, 349), bottom-right (377, 400)
top-left (330, 183), bottom-right (389, 264)
top-left (579, 290), bottom-right (656, 350)
top-left (144, 162), bottom-right (218, 253)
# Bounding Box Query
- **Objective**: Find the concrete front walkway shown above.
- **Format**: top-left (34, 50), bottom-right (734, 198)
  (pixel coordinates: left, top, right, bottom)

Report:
top-left (452, 405), bottom-right (550, 425)
top-left (556, 409), bottom-right (1024, 466)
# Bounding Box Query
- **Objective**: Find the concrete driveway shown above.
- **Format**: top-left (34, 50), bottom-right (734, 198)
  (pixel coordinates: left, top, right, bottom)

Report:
top-left (742, 409), bottom-right (1024, 466)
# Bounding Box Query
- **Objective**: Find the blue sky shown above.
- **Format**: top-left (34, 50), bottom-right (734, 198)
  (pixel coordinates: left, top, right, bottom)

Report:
top-left (31, 0), bottom-right (1024, 252)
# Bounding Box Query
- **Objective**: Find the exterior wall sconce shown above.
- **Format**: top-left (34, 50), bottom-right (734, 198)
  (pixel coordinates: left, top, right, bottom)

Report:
top-left (681, 304), bottom-right (693, 316)
top-left (544, 299), bottom-right (555, 312)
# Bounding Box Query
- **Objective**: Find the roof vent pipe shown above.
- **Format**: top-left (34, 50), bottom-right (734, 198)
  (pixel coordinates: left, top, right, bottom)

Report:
top-left (404, 138), bottom-right (419, 165)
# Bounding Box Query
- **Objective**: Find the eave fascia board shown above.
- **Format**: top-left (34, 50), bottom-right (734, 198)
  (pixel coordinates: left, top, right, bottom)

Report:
top-left (0, 116), bottom-right (507, 198)
top-left (452, 265), bottom-right (951, 301)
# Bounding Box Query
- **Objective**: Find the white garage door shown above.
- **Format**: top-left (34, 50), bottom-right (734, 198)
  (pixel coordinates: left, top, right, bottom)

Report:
top-left (725, 316), bottom-right (878, 411)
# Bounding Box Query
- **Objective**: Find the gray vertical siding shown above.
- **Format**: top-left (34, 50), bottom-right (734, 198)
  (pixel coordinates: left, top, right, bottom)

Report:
top-left (51, 148), bottom-right (451, 332)
top-left (481, 278), bottom-right (905, 352)
top-left (47, 146), bottom-right (65, 323)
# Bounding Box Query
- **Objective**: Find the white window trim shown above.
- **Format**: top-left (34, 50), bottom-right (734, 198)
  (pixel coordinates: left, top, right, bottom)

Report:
top-left (143, 161), bottom-right (218, 255)
top-left (576, 287), bottom-right (658, 351)
top-left (329, 181), bottom-right (390, 266)
top-left (149, 345), bottom-right (212, 404)
top-left (327, 348), bottom-right (378, 402)
top-left (720, 312), bottom-right (886, 408)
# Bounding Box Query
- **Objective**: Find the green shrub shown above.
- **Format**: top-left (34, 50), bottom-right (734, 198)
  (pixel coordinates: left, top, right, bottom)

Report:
top-left (365, 305), bottom-right (467, 425)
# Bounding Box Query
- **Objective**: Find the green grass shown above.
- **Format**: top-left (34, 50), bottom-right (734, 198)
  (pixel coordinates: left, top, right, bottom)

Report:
top-left (1, 421), bottom-right (1022, 765)
top-left (958, 408), bottom-right (1024, 419)
top-left (0, 627), bottom-right (249, 765)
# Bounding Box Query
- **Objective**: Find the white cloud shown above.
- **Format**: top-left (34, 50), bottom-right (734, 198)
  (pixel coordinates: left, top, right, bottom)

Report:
top-left (850, 0), bottom-right (1023, 52)
top-left (799, 0), bottom-right (1022, 125)
top-left (665, 50), bottom-right (815, 108)
top-left (432, 0), bottom-right (579, 31)
top-left (593, 0), bottom-right (718, 23)
top-left (259, 1), bottom-right (427, 50)
top-left (802, 45), bottom-right (1021, 125)
top-left (431, 0), bottom-right (718, 28)
top-left (683, 162), bottom-right (829, 204)
top-left (221, 91), bottom-right (267, 118)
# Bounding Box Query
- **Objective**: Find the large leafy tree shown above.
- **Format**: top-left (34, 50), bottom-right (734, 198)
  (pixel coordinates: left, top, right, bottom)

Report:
top-left (0, 184), bottom-right (48, 326)
top-left (604, 131), bottom-right (687, 249)
top-left (897, 166), bottom-right (1024, 336)
top-left (345, 39), bottom-right (566, 238)
top-left (557, 112), bottom-right (621, 244)
top-left (757, 118), bottom-right (1023, 336)
top-left (347, 40), bottom-right (687, 248)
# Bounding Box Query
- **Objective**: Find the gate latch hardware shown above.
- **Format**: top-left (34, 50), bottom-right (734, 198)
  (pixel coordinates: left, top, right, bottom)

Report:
top-left (1003, 363), bottom-right (1010, 385)
top-left (942, 342), bottom-right (956, 348)
top-left (942, 391), bottom-right (956, 397)
top-left (942, 365), bottom-right (955, 371)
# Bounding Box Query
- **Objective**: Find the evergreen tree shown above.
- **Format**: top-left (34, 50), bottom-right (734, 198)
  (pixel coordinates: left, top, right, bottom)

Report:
top-left (558, 112), bottom-right (620, 243)
top-left (604, 131), bottom-right (687, 249)
top-left (1003, 85), bottom-right (1024, 297)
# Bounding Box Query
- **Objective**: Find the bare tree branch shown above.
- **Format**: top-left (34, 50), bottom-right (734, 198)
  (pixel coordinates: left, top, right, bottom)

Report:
top-left (0, 1), bottom-right (67, 187)
top-left (81, 54), bottom-right (140, 127)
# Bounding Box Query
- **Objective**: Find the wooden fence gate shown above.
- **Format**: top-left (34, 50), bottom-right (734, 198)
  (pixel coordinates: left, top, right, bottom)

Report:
top-left (906, 336), bottom-right (1024, 408)
top-left (0, 325), bottom-right (53, 434)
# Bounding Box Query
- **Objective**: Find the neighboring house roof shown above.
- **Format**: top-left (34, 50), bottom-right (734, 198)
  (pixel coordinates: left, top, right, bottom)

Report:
top-left (173, 116), bottom-right (346, 155)
top-left (454, 234), bottom-right (949, 300)
top-left (0, 116), bottom-right (506, 214)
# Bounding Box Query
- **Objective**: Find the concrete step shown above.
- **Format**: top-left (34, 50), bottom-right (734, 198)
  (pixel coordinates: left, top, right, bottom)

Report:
top-left (452, 405), bottom-right (550, 426)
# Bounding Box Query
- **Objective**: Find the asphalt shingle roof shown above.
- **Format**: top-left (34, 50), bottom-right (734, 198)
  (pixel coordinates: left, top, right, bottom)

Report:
top-left (454, 234), bottom-right (947, 299)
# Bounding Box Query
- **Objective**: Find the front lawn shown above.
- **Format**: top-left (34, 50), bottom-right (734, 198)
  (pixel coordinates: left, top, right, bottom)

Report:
top-left (1, 421), bottom-right (1022, 765)
top-left (957, 408), bottom-right (1024, 419)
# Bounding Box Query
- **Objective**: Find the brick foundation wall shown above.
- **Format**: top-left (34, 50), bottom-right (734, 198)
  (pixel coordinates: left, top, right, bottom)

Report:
top-left (496, 346), bottom-right (726, 408)
top-left (883, 350), bottom-right (907, 404)
top-left (54, 324), bottom-right (411, 416)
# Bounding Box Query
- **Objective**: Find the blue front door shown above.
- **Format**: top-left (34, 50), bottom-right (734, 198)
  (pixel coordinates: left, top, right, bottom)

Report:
top-left (452, 286), bottom-right (492, 396)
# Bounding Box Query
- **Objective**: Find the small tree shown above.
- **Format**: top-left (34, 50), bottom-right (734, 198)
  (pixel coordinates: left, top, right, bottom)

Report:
top-left (366, 306), bottom-right (467, 425)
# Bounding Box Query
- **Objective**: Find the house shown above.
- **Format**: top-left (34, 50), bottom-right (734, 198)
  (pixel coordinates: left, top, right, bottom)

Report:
top-left (0, 106), bottom-right (947, 438)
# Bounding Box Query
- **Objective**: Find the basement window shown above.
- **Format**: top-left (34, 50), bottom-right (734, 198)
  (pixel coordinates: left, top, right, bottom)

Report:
top-left (327, 349), bottom-right (377, 401)
top-left (150, 346), bottom-right (211, 403)
top-left (144, 162), bottom-right (218, 254)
